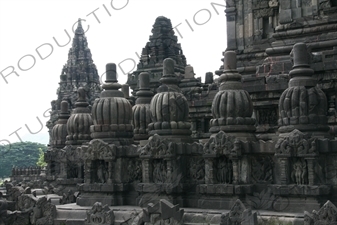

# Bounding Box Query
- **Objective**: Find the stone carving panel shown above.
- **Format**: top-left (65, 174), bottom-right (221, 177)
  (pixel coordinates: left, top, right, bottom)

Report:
top-left (251, 156), bottom-right (273, 183)
top-left (188, 158), bottom-right (205, 182)
top-left (128, 159), bottom-right (142, 183)
top-left (140, 134), bottom-right (176, 157)
top-left (275, 129), bottom-right (317, 156)
top-left (152, 160), bottom-right (167, 184)
top-left (291, 159), bottom-right (308, 185)
top-left (85, 202), bottom-right (114, 225)
top-left (82, 139), bottom-right (116, 161)
top-left (204, 131), bottom-right (241, 157)
top-left (216, 157), bottom-right (233, 184)
top-left (93, 160), bottom-right (109, 184)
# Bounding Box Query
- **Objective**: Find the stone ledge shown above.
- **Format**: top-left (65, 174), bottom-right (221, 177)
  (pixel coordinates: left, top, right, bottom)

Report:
top-left (77, 183), bottom-right (129, 193)
top-left (197, 184), bottom-right (253, 195)
top-left (270, 184), bottom-right (331, 196)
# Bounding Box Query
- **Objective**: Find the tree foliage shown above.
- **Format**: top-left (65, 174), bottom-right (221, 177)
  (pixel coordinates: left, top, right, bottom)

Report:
top-left (36, 148), bottom-right (47, 167)
top-left (0, 142), bottom-right (47, 178)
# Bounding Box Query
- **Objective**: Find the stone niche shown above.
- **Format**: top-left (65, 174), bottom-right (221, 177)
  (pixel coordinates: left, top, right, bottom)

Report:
top-left (77, 139), bottom-right (140, 206)
top-left (197, 131), bottom-right (254, 209)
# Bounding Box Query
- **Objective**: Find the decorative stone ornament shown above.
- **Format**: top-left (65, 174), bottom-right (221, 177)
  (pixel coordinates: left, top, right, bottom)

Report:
top-left (51, 100), bottom-right (70, 148)
top-left (90, 63), bottom-right (133, 144)
top-left (278, 43), bottom-right (330, 136)
top-left (210, 51), bottom-right (256, 137)
top-left (132, 72), bottom-right (154, 141)
top-left (66, 87), bottom-right (93, 145)
top-left (148, 58), bottom-right (191, 137)
top-left (142, 199), bottom-right (184, 225)
top-left (85, 202), bottom-right (114, 225)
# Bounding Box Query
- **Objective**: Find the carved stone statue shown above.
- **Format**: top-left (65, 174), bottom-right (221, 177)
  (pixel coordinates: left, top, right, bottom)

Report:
top-left (291, 160), bottom-right (307, 185)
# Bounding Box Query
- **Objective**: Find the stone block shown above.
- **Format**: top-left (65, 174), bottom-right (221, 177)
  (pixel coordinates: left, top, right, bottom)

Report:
top-left (279, 9), bottom-right (292, 24)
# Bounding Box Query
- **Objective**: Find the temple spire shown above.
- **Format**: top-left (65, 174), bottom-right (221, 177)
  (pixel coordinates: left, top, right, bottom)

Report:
top-left (46, 18), bottom-right (102, 145)
top-left (75, 18), bottom-right (84, 35)
top-left (127, 16), bottom-right (187, 96)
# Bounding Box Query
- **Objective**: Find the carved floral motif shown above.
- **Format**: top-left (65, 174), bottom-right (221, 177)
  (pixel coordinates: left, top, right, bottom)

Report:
top-left (246, 188), bottom-right (275, 210)
top-left (140, 134), bottom-right (176, 157)
top-left (203, 131), bottom-right (241, 157)
top-left (82, 139), bottom-right (116, 161)
top-left (275, 129), bottom-right (317, 156)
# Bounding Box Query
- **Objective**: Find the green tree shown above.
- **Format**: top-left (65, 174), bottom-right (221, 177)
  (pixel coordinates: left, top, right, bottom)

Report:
top-left (36, 148), bottom-right (47, 167)
top-left (0, 142), bottom-right (47, 178)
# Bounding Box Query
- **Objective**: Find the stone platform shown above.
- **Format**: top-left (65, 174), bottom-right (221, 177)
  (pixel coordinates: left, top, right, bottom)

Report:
top-left (54, 203), bottom-right (304, 225)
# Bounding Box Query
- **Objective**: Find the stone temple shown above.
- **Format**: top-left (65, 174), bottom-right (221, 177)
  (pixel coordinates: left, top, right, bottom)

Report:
top-left (3, 1), bottom-right (337, 224)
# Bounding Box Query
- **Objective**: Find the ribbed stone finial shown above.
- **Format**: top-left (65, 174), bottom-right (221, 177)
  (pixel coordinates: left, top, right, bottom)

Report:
top-left (136, 72), bottom-right (153, 105)
top-left (278, 43), bottom-right (329, 135)
top-left (51, 100), bottom-right (70, 148)
top-left (205, 72), bottom-right (214, 84)
top-left (163, 58), bottom-right (175, 77)
top-left (74, 87), bottom-right (89, 108)
top-left (292, 43), bottom-right (310, 68)
top-left (66, 87), bottom-right (92, 145)
top-left (132, 72), bottom-right (153, 141)
top-left (210, 51), bottom-right (256, 138)
top-left (77, 87), bottom-right (86, 101)
top-left (223, 51), bottom-right (237, 71)
top-left (61, 101), bottom-right (68, 112)
top-left (59, 100), bottom-right (70, 119)
top-left (159, 58), bottom-right (179, 87)
top-left (91, 62), bottom-right (133, 142)
top-left (139, 72), bottom-right (150, 90)
top-left (218, 51), bottom-right (242, 90)
top-left (106, 63), bottom-right (118, 83)
top-left (148, 57), bottom-right (191, 138)
top-left (101, 63), bottom-right (123, 98)
top-left (289, 43), bottom-right (315, 87)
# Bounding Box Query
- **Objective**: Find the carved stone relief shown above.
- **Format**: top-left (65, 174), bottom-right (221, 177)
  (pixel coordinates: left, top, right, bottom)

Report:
top-left (216, 157), bottom-right (233, 184)
top-left (251, 156), bottom-right (273, 183)
top-left (188, 158), bottom-right (205, 182)
top-left (203, 131), bottom-right (241, 157)
top-left (275, 129), bottom-right (317, 156)
top-left (152, 160), bottom-right (167, 184)
top-left (291, 158), bottom-right (308, 185)
top-left (85, 202), bottom-right (114, 225)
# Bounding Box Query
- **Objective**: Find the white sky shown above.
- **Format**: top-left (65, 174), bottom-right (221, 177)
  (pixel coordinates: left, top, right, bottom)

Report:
top-left (0, 0), bottom-right (227, 145)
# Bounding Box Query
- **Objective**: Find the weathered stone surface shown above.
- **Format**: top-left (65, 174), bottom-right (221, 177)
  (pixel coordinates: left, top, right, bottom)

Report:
top-left (220, 199), bottom-right (257, 225)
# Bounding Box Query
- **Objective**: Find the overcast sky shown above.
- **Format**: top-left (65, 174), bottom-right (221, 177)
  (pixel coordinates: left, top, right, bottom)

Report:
top-left (0, 0), bottom-right (227, 146)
